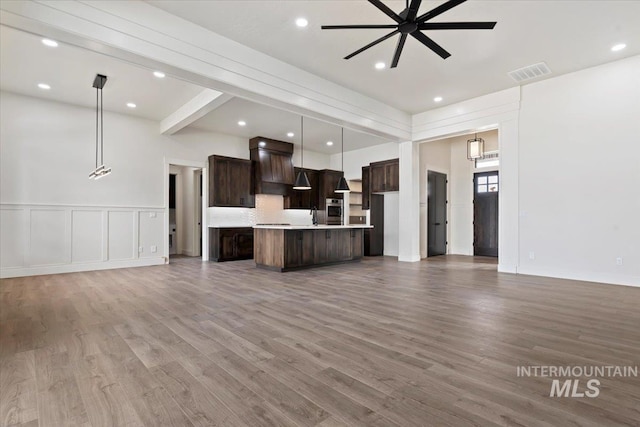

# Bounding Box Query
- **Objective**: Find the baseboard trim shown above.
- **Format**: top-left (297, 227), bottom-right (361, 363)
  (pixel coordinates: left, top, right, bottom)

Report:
top-left (1, 258), bottom-right (166, 279)
top-left (516, 266), bottom-right (639, 288)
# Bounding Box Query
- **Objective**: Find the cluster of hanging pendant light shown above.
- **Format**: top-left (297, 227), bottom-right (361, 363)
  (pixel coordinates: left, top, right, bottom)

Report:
top-left (293, 116), bottom-right (349, 193)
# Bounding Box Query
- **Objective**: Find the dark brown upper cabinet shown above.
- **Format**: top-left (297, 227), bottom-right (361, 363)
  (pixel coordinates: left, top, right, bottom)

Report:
top-left (318, 169), bottom-right (344, 209)
top-left (362, 166), bottom-right (370, 210)
top-left (250, 137), bottom-right (295, 195)
top-left (370, 158), bottom-right (399, 193)
top-left (208, 155), bottom-right (254, 207)
top-left (285, 168), bottom-right (319, 209)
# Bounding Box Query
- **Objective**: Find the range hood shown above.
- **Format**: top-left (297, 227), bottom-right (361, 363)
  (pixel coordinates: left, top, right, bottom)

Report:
top-left (250, 137), bottom-right (295, 195)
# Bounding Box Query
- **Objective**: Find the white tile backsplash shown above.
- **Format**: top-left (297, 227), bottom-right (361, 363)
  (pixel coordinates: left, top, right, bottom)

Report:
top-left (207, 194), bottom-right (313, 227)
top-left (207, 207), bottom-right (255, 227)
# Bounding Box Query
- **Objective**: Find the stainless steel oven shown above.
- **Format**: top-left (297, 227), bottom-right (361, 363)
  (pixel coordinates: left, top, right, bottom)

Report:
top-left (325, 199), bottom-right (343, 225)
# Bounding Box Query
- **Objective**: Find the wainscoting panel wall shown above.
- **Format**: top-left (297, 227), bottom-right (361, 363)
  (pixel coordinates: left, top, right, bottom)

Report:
top-left (71, 210), bottom-right (103, 264)
top-left (30, 208), bottom-right (68, 266)
top-left (0, 204), bottom-right (165, 278)
top-left (108, 210), bottom-right (135, 261)
top-left (0, 208), bottom-right (27, 269)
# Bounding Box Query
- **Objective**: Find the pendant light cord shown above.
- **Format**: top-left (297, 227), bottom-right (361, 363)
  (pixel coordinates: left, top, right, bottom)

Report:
top-left (341, 128), bottom-right (344, 171)
top-left (300, 116), bottom-right (304, 171)
top-left (95, 87), bottom-right (99, 169)
top-left (100, 86), bottom-right (104, 166)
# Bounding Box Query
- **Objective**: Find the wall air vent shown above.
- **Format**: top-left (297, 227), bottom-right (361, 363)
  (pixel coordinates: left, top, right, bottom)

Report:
top-left (508, 62), bottom-right (551, 83)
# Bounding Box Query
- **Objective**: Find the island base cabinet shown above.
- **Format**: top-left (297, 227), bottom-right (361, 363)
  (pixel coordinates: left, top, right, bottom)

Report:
top-left (255, 228), bottom-right (365, 271)
top-left (351, 229), bottom-right (363, 259)
top-left (284, 230), bottom-right (314, 268)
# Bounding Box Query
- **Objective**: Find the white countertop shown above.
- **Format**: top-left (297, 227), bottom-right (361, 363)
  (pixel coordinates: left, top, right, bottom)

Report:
top-left (253, 224), bottom-right (372, 230)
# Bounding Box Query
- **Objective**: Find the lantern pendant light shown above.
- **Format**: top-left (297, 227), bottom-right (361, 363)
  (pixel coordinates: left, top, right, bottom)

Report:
top-left (293, 116), bottom-right (311, 190)
top-left (467, 133), bottom-right (485, 161)
top-left (335, 127), bottom-right (350, 193)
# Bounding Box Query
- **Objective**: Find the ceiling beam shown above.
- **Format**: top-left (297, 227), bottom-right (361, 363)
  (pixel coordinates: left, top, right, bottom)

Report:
top-left (0, 0), bottom-right (410, 140)
top-left (160, 89), bottom-right (233, 135)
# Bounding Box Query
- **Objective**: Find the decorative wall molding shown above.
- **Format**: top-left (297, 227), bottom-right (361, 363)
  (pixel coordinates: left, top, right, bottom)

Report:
top-left (0, 203), bottom-right (165, 278)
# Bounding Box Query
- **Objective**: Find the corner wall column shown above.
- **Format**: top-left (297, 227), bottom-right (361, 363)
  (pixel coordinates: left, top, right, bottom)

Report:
top-left (398, 140), bottom-right (421, 262)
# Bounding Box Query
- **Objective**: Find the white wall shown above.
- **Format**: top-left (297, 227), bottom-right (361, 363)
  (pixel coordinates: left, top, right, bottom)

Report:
top-left (0, 92), bottom-right (240, 277)
top-left (517, 55), bottom-right (640, 286)
top-left (330, 142), bottom-right (399, 180)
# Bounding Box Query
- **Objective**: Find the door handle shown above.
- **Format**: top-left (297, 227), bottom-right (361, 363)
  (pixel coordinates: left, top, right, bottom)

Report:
top-left (435, 222), bottom-right (441, 225)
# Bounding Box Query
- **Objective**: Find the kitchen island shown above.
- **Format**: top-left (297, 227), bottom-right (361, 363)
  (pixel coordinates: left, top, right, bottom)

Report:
top-left (253, 225), bottom-right (372, 271)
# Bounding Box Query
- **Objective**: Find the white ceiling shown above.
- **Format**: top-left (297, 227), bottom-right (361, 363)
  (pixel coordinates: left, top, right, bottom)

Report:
top-left (3, 1), bottom-right (638, 154)
top-left (148, 0), bottom-right (640, 114)
top-left (187, 97), bottom-right (391, 153)
top-left (0, 24), bottom-right (391, 154)
top-left (0, 25), bottom-right (204, 121)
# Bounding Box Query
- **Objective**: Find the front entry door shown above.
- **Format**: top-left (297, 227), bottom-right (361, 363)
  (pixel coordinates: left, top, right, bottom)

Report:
top-left (427, 171), bottom-right (447, 257)
top-left (474, 171), bottom-right (499, 257)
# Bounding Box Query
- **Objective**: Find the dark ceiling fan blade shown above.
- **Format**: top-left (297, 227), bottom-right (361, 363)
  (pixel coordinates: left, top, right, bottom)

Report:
top-left (419, 22), bottom-right (497, 30)
top-left (322, 24), bottom-right (398, 30)
top-left (406, 0), bottom-right (423, 21)
top-left (417, 0), bottom-right (466, 22)
top-left (344, 29), bottom-right (400, 59)
top-left (391, 34), bottom-right (408, 68)
top-left (368, 0), bottom-right (404, 23)
top-left (411, 31), bottom-right (451, 59)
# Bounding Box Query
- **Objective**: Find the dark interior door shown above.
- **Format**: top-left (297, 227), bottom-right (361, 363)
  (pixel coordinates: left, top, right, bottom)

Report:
top-left (474, 171), bottom-right (499, 257)
top-left (365, 194), bottom-right (384, 256)
top-left (427, 171), bottom-right (447, 257)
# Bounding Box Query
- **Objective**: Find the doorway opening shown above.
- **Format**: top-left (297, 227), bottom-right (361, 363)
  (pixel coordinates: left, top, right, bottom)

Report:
top-left (427, 170), bottom-right (447, 257)
top-left (473, 171), bottom-right (499, 257)
top-left (168, 165), bottom-right (203, 260)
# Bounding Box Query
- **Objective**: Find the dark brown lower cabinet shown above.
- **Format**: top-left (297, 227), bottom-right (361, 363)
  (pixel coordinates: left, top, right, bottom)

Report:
top-left (210, 227), bottom-right (254, 262)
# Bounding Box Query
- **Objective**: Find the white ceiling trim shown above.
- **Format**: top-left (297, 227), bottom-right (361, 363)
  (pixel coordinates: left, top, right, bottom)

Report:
top-left (0, 0), bottom-right (411, 141)
top-left (160, 89), bottom-right (233, 135)
top-left (412, 87), bottom-right (521, 142)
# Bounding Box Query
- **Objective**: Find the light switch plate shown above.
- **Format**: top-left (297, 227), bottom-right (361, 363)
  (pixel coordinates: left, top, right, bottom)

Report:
top-left (151, 245), bottom-right (157, 253)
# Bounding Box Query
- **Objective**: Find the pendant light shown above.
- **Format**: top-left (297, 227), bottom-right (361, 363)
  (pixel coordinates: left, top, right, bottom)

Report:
top-left (293, 116), bottom-right (311, 190)
top-left (335, 127), bottom-right (350, 193)
top-left (89, 74), bottom-right (112, 179)
top-left (467, 133), bottom-right (485, 161)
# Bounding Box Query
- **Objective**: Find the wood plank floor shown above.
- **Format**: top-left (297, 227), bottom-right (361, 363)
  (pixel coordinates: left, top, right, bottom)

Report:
top-left (1, 256), bottom-right (639, 427)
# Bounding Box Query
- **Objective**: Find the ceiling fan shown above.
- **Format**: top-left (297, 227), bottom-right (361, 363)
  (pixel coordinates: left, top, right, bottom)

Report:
top-left (321, 0), bottom-right (496, 68)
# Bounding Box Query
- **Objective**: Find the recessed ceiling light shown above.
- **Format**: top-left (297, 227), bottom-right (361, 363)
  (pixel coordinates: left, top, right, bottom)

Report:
top-left (287, 132), bottom-right (295, 137)
top-left (258, 141), bottom-right (266, 147)
top-left (611, 43), bottom-right (626, 52)
top-left (37, 83), bottom-right (50, 90)
top-left (41, 38), bottom-right (58, 47)
top-left (434, 96), bottom-right (443, 102)
top-left (127, 102), bottom-right (137, 108)
top-left (326, 141), bottom-right (334, 146)
top-left (153, 71), bottom-right (166, 78)
top-left (238, 120), bottom-right (246, 126)
top-left (375, 62), bottom-right (386, 70)
top-left (296, 18), bottom-right (308, 28)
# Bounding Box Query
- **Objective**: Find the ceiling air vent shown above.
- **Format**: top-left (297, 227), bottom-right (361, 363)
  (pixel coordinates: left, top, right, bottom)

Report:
top-left (508, 62), bottom-right (551, 83)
